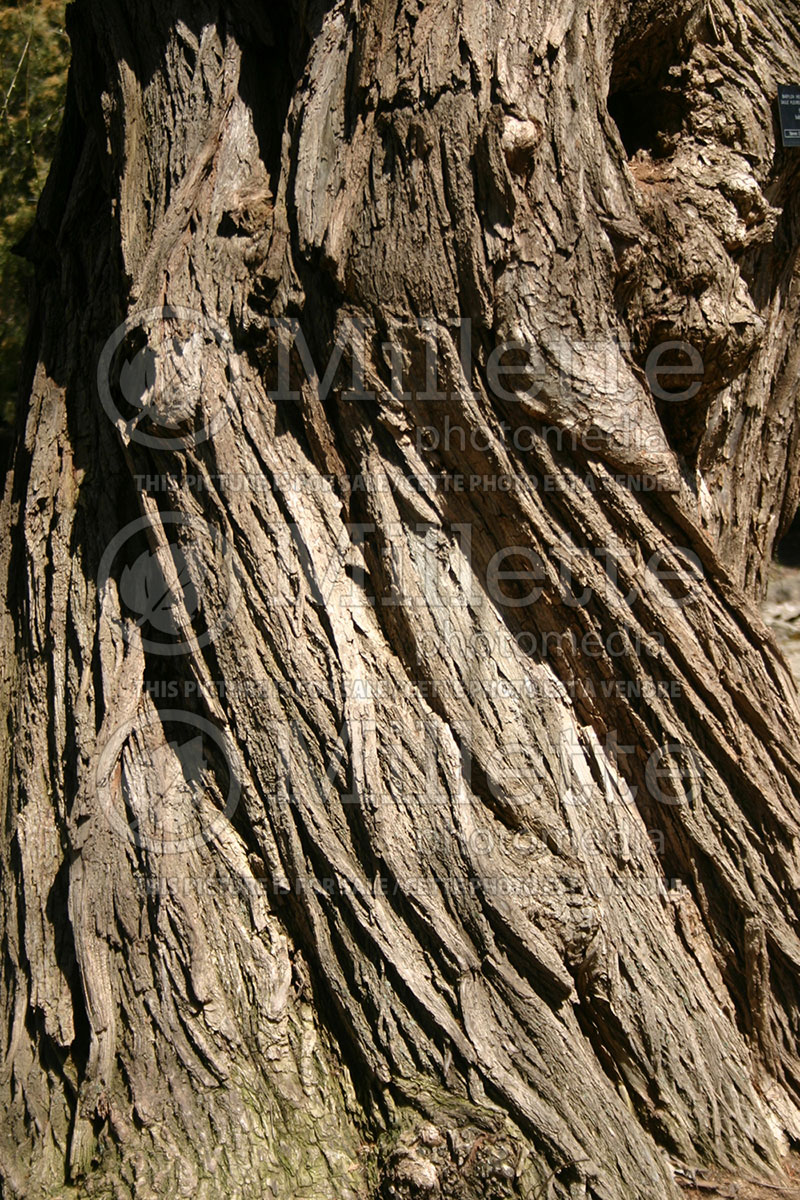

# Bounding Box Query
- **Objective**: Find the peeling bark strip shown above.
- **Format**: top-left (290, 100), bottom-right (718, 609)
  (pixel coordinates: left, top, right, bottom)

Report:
top-left (3, 0), bottom-right (800, 1197)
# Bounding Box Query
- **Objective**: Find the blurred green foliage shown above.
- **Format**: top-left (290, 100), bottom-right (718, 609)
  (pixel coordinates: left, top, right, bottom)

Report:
top-left (0, 0), bottom-right (69, 431)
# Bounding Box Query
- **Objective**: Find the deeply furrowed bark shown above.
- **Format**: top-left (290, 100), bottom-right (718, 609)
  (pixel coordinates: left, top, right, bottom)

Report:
top-left (3, 0), bottom-right (800, 1197)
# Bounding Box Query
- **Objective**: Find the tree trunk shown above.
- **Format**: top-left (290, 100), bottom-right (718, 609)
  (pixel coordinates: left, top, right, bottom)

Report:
top-left (3, 1), bottom-right (800, 1196)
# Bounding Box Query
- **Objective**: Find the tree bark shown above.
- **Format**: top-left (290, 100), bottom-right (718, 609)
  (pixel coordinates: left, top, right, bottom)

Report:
top-left (3, 1), bottom-right (800, 1197)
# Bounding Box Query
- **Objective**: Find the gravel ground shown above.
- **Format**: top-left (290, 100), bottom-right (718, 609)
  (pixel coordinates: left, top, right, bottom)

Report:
top-left (762, 563), bottom-right (800, 682)
top-left (675, 1155), bottom-right (800, 1198)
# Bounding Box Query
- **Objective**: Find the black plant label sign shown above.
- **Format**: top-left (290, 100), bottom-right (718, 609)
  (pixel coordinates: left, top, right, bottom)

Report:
top-left (779, 85), bottom-right (800, 147)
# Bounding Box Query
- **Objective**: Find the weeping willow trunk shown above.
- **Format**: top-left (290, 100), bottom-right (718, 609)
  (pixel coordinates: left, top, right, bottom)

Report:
top-left (3, 0), bottom-right (800, 1197)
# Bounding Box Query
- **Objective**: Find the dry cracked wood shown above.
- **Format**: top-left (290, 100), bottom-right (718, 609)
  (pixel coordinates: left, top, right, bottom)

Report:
top-left (3, 0), bottom-right (800, 1197)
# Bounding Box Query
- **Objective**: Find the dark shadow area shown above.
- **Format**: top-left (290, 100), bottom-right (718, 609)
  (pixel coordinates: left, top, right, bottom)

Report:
top-left (0, 428), bottom-right (12, 481)
top-left (776, 505), bottom-right (800, 568)
top-left (606, 0), bottom-right (698, 160)
top-left (236, 2), bottom-right (317, 195)
top-left (607, 88), bottom-right (687, 159)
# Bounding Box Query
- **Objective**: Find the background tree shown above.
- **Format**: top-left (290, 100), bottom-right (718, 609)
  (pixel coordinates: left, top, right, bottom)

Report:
top-left (0, 0), bottom-right (68, 462)
top-left (3, 1), bottom-right (800, 1197)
